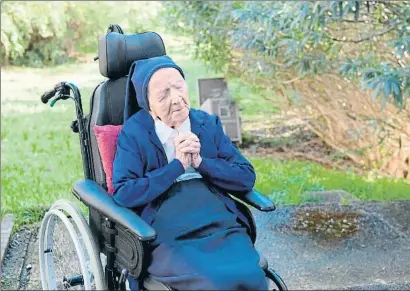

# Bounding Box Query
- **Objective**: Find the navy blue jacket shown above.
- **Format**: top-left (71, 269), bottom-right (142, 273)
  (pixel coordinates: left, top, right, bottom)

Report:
top-left (112, 108), bottom-right (256, 227)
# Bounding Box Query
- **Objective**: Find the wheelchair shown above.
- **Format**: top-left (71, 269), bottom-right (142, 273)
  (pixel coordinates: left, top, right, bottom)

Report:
top-left (37, 24), bottom-right (288, 291)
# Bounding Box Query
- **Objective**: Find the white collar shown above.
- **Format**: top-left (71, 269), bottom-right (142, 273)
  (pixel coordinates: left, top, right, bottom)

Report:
top-left (154, 117), bottom-right (191, 144)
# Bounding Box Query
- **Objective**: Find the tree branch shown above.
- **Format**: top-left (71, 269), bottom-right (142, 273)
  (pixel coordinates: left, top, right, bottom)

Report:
top-left (329, 26), bottom-right (395, 43)
top-left (282, 76), bottom-right (302, 84)
top-left (341, 19), bottom-right (367, 23)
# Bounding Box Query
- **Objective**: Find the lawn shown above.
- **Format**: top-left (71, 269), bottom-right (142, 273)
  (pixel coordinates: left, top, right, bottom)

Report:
top-left (252, 158), bottom-right (410, 206)
top-left (2, 33), bottom-right (410, 229)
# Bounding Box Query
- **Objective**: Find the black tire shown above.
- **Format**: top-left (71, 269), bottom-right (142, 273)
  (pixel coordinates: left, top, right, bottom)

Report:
top-left (265, 268), bottom-right (288, 291)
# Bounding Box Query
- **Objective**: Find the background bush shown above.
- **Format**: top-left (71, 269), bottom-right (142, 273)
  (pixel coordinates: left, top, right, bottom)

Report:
top-left (161, 1), bottom-right (410, 178)
top-left (162, 1), bottom-right (410, 106)
top-left (1, 1), bottom-right (162, 67)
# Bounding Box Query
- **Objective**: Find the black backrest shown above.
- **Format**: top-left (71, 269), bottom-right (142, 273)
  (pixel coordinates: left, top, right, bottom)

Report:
top-left (86, 27), bottom-right (166, 188)
top-left (87, 77), bottom-right (128, 187)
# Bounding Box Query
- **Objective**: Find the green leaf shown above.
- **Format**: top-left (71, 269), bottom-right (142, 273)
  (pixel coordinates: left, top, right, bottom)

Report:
top-left (384, 80), bottom-right (391, 97)
top-left (373, 81), bottom-right (383, 99)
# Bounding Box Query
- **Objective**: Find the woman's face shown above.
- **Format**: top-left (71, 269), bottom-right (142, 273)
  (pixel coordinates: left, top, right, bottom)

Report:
top-left (147, 67), bottom-right (190, 128)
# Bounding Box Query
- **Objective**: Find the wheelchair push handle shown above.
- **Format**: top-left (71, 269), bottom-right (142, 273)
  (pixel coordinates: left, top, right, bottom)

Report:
top-left (40, 81), bottom-right (85, 118)
top-left (41, 82), bottom-right (71, 106)
top-left (40, 88), bottom-right (57, 104)
top-left (40, 80), bottom-right (91, 179)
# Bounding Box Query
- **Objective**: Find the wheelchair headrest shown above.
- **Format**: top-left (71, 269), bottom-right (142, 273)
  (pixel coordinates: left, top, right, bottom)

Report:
top-left (98, 31), bottom-right (166, 79)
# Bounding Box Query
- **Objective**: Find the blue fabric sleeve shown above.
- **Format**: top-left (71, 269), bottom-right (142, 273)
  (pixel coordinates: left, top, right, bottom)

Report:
top-left (197, 116), bottom-right (256, 193)
top-left (112, 130), bottom-right (185, 208)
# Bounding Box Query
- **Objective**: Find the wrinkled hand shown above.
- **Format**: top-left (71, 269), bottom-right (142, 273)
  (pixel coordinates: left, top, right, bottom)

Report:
top-left (174, 133), bottom-right (192, 169)
top-left (191, 152), bottom-right (202, 169)
top-left (174, 133), bottom-right (202, 168)
top-left (175, 151), bottom-right (192, 169)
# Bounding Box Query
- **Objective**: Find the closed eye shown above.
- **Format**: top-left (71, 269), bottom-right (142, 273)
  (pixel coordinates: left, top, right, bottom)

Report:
top-left (158, 88), bottom-right (170, 101)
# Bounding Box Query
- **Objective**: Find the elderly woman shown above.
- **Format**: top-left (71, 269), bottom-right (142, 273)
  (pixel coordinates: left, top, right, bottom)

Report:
top-left (112, 55), bottom-right (268, 290)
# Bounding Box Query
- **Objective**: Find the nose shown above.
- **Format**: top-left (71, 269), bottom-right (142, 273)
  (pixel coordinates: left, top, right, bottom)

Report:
top-left (170, 90), bottom-right (183, 104)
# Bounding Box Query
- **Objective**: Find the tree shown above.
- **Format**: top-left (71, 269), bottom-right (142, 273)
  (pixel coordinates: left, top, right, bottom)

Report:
top-left (164, 1), bottom-right (410, 178)
top-left (163, 1), bottom-right (410, 108)
top-left (1, 1), bottom-right (161, 67)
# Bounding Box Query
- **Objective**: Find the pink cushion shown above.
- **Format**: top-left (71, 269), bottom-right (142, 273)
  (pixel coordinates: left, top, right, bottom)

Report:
top-left (93, 125), bottom-right (123, 194)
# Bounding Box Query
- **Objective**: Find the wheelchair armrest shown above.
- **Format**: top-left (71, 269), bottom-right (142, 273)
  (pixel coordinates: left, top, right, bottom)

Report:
top-left (236, 189), bottom-right (276, 212)
top-left (72, 179), bottom-right (156, 242)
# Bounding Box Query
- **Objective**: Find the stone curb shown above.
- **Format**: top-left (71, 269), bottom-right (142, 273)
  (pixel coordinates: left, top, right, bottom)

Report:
top-left (1, 214), bottom-right (14, 266)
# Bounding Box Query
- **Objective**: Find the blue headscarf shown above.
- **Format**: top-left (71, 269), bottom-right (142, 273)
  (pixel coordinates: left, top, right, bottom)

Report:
top-left (124, 55), bottom-right (185, 121)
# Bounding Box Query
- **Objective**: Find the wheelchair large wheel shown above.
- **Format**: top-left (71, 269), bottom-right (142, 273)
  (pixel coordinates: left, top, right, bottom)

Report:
top-left (265, 268), bottom-right (288, 291)
top-left (39, 199), bottom-right (106, 290)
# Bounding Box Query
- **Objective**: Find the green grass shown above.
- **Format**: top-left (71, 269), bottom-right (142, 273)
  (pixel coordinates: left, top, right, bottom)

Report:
top-left (2, 33), bottom-right (410, 230)
top-left (252, 158), bottom-right (410, 205)
top-left (1, 101), bottom-right (86, 227)
top-left (1, 63), bottom-right (98, 229)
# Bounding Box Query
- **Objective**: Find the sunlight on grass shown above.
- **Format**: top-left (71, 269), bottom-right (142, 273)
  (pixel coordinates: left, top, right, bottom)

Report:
top-left (1, 110), bottom-right (86, 226)
top-left (251, 158), bottom-right (410, 206)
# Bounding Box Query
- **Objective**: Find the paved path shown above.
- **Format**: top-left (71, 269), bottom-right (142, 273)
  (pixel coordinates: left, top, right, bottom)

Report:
top-left (1, 214), bottom-right (14, 265)
top-left (253, 200), bottom-right (410, 290)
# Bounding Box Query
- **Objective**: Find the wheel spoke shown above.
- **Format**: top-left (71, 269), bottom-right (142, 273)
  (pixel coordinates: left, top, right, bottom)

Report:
top-left (38, 199), bottom-right (105, 290)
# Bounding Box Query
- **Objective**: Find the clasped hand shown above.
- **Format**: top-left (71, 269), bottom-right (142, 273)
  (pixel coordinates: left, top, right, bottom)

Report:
top-left (174, 133), bottom-right (202, 169)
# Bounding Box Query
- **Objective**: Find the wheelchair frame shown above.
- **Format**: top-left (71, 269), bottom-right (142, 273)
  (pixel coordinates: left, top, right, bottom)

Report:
top-left (38, 24), bottom-right (288, 291)
top-left (40, 80), bottom-right (150, 290)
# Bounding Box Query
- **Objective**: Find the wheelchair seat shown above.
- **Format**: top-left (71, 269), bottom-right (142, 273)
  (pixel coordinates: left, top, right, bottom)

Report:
top-left (64, 25), bottom-right (284, 290)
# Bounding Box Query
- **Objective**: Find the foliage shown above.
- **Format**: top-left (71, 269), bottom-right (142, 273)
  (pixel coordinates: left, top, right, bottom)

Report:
top-left (1, 2), bottom-right (67, 66)
top-left (163, 1), bottom-right (410, 107)
top-left (162, 1), bottom-right (232, 72)
top-left (1, 1), bottom-right (162, 67)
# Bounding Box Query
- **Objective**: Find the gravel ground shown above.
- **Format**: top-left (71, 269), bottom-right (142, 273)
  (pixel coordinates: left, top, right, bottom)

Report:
top-left (1, 225), bottom-right (37, 291)
top-left (2, 200), bottom-right (410, 290)
top-left (253, 200), bottom-right (410, 290)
